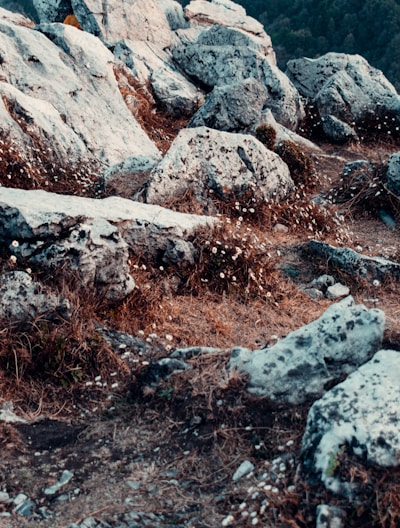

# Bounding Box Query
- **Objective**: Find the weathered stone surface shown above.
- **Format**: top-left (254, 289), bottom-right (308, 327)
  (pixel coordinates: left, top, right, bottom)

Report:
top-left (307, 240), bottom-right (400, 282)
top-left (188, 78), bottom-right (268, 133)
top-left (72, 0), bottom-right (174, 47)
top-left (157, 0), bottom-right (188, 30)
top-left (0, 19), bottom-right (159, 166)
top-left (142, 127), bottom-right (294, 209)
top-left (0, 5), bottom-right (35, 25)
top-left (302, 349), bottom-right (400, 495)
top-left (184, 0), bottom-right (274, 61)
top-left (0, 187), bottom-right (216, 266)
top-left (113, 39), bottom-right (204, 116)
top-left (172, 25), bottom-right (303, 129)
top-left (316, 504), bottom-right (346, 528)
top-left (0, 271), bottom-right (70, 322)
top-left (321, 115), bottom-right (358, 143)
top-left (228, 296), bottom-right (385, 404)
top-left (386, 151), bottom-right (400, 196)
top-left (286, 53), bottom-right (400, 126)
top-left (102, 154), bottom-right (161, 196)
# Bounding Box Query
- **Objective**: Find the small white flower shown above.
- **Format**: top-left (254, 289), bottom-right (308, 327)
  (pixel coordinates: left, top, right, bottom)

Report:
top-left (211, 247), bottom-right (218, 254)
top-left (9, 255), bottom-right (17, 264)
top-left (165, 334), bottom-right (173, 341)
top-left (26, 268), bottom-right (32, 274)
top-left (373, 279), bottom-right (380, 287)
top-left (219, 272), bottom-right (225, 279)
top-left (11, 240), bottom-right (19, 248)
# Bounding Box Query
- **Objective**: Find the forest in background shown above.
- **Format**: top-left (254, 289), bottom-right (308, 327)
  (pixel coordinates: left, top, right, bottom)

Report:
top-left (232, 0), bottom-right (400, 91)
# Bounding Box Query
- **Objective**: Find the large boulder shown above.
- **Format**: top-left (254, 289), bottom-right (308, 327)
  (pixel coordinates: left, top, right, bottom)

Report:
top-left (0, 187), bottom-right (216, 270)
top-left (188, 78), bottom-right (268, 133)
top-left (173, 25), bottom-right (304, 129)
top-left (141, 127), bottom-right (294, 209)
top-left (184, 0), bottom-right (274, 61)
top-left (32, 0), bottom-right (70, 23)
top-left (0, 19), bottom-right (160, 166)
top-left (228, 296), bottom-right (385, 404)
top-left (0, 271), bottom-right (70, 322)
top-left (301, 350), bottom-right (400, 496)
top-left (286, 53), bottom-right (400, 128)
top-left (71, 0), bottom-right (174, 47)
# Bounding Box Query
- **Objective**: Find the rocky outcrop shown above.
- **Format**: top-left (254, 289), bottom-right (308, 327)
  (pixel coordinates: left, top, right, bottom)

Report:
top-left (228, 296), bottom-right (385, 404)
top-left (0, 271), bottom-right (70, 322)
top-left (0, 188), bottom-right (216, 300)
top-left (141, 127), bottom-right (294, 209)
top-left (321, 115), bottom-right (358, 144)
top-left (286, 53), bottom-right (400, 131)
top-left (172, 25), bottom-right (304, 129)
top-left (302, 349), bottom-right (400, 496)
top-left (307, 241), bottom-right (400, 282)
top-left (0, 19), bottom-right (160, 166)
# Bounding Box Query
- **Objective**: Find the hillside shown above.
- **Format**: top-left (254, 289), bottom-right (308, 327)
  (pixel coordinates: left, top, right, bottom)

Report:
top-left (0, 1), bottom-right (399, 528)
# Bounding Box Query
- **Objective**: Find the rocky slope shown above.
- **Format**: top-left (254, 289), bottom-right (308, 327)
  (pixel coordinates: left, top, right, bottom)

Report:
top-left (0, 1), bottom-right (399, 527)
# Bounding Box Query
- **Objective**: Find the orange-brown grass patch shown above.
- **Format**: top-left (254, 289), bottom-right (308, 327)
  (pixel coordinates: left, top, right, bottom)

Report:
top-left (113, 64), bottom-right (191, 154)
top-left (0, 132), bottom-right (102, 196)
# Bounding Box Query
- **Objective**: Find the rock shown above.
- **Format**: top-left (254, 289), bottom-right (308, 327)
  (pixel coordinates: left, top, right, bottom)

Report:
top-left (0, 401), bottom-right (28, 423)
top-left (142, 127), bottom-right (293, 209)
top-left (326, 283), bottom-right (350, 299)
top-left (342, 159), bottom-right (373, 179)
top-left (0, 271), bottom-right (71, 322)
top-left (316, 504), bottom-right (346, 528)
top-left (301, 350), bottom-right (400, 496)
top-left (228, 296), bottom-right (385, 404)
top-left (0, 187), bottom-right (215, 273)
top-left (321, 115), bottom-right (358, 144)
top-left (157, 0), bottom-right (188, 30)
top-left (184, 0), bottom-right (274, 59)
top-left (0, 19), bottom-right (160, 166)
top-left (172, 25), bottom-right (304, 129)
top-left (72, 0), bottom-right (174, 47)
top-left (0, 5), bottom-right (36, 25)
top-left (188, 78), bottom-right (268, 133)
top-left (32, 0), bottom-right (70, 23)
top-left (386, 151), bottom-right (400, 196)
top-left (232, 460), bottom-right (255, 482)
top-left (113, 39), bottom-right (204, 116)
top-left (102, 154), bottom-right (161, 196)
top-left (307, 240), bottom-right (400, 282)
top-left (286, 53), bottom-right (400, 128)
top-left (310, 275), bottom-right (335, 292)
top-left (44, 469), bottom-right (74, 496)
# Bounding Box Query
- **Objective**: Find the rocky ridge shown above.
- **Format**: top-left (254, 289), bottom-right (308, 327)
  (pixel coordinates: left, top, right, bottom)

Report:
top-left (0, 0), bottom-right (399, 527)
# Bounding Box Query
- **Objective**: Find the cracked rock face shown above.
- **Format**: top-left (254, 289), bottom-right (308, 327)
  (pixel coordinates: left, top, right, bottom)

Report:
top-left (142, 126), bottom-right (293, 210)
top-left (301, 349), bottom-right (400, 496)
top-left (228, 296), bottom-right (385, 404)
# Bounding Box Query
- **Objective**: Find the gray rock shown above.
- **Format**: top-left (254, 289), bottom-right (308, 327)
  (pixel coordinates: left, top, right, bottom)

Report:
top-left (72, 0), bottom-right (174, 47)
top-left (32, 0), bottom-right (70, 22)
top-left (142, 127), bottom-right (293, 209)
top-left (184, 0), bottom-right (275, 61)
top-left (44, 469), bottom-right (73, 496)
top-left (326, 283), bottom-right (350, 299)
top-left (172, 25), bottom-right (304, 129)
top-left (157, 0), bottom-right (188, 30)
top-left (302, 350), bottom-right (400, 496)
top-left (228, 296), bottom-right (385, 404)
top-left (286, 53), bottom-right (400, 129)
top-left (0, 271), bottom-right (70, 322)
top-left (232, 460), bottom-right (255, 481)
top-left (188, 78), bottom-right (268, 133)
top-left (316, 504), bottom-right (346, 528)
top-left (321, 115), bottom-right (358, 143)
top-left (307, 240), bottom-right (400, 282)
top-left (386, 151), bottom-right (400, 196)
